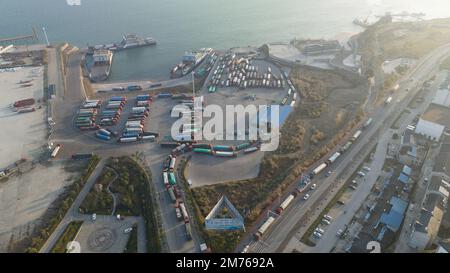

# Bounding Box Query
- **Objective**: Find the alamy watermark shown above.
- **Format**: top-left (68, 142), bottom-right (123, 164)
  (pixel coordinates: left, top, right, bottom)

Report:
top-left (170, 97), bottom-right (280, 152)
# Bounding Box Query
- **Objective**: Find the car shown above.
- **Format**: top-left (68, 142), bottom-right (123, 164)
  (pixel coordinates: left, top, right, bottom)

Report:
top-left (321, 219), bottom-right (331, 225)
top-left (313, 232), bottom-right (322, 239)
top-left (124, 227), bottom-right (133, 234)
top-left (325, 170), bottom-right (332, 177)
top-left (337, 200), bottom-right (345, 205)
top-left (303, 194), bottom-right (310, 200)
top-left (241, 245), bottom-right (250, 253)
top-left (357, 171), bottom-right (366, 177)
top-left (315, 228), bottom-right (325, 234)
top-left (336, 229), bottom-right (344, 237)
top-left (363, 166), bottom-right (371, 172)
top-left (310, 183), bottom-right (317, 190)
top-left (187, 179), bottom-right (193, 187)
top-left (349, 185), bottom-right (357, 190)
top-left (323, 215), bottom-right (333, 221)
top-left (351, 180), bottom-right (358, 185)
top-left (91, 213), bottom-right (96, 222)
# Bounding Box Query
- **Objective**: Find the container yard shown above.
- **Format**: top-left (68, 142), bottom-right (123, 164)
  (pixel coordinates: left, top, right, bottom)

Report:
top-left (0, 66), bottom-right (47, 167)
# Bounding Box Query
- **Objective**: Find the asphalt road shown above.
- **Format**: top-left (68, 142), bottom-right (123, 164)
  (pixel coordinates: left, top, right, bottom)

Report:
top-left (245, 42), bottom-right (450, 253)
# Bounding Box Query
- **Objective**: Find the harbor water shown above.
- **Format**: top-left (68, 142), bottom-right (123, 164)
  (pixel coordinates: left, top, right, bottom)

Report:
top-left (2, 0), bottom-right (450, 81)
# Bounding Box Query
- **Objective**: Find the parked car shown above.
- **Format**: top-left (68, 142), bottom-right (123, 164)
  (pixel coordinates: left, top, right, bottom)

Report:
top-left (303, 194), bottom-right (310, 200)
top-left (310, 184), bottom-right (317, 190)
top-left (124, 227), bottom-right (133, 234)
top-left (92, 213), bottom-right (97, 222)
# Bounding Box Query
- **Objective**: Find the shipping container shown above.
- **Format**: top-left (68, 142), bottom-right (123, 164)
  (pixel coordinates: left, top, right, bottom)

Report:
top-left (311, 162), bottom-right (328, 177)
top-left (215, 151), bottom-right (237, 157)
top-left (163, 172), bottom-right (170, 188)
top-left (327, 152), bottom-right (341, 164)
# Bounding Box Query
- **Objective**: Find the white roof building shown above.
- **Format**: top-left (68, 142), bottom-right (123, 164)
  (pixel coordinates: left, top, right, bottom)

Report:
top-left (432, 89), bottom-right (450, 108)
top-left (415, 118), bottom-right (445, 142)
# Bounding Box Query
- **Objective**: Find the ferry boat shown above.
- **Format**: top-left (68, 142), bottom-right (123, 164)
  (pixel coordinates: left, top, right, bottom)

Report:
top-left (88, 34), bottom-right (156, 53)
top-left (170, 48), bottom-right (213, 78)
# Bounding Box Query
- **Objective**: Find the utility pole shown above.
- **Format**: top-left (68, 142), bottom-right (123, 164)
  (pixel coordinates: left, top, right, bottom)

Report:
top-left (192, 71), bottom-right (195, 98)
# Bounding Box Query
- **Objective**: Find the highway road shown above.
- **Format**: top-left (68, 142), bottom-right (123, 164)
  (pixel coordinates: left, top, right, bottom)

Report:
top-left (245, 42), bottom-right (450, 253)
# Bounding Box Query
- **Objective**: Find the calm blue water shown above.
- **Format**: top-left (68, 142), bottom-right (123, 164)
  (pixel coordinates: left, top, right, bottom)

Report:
top-left (2, 0), bottom-right (450, 81)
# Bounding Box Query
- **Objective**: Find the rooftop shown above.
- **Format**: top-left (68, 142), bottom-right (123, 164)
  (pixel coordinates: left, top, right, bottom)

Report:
top-left (432, 88), bottom-right (450, 108)
top-left (378, 197), bottom-right (408, 232)
top-left (422, 104), bottom-right (450, 128)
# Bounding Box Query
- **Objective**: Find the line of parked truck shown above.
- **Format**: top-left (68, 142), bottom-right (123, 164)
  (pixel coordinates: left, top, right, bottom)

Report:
top-left (254, 117), bottom-right (373, 240)
top-left (208, 53), bottom-right (285, 93)
top-left (192, 142), bottom-right (259, 158)
top-left (75, 99), bottom-right (102, 130)
top-left (162, 149), bottom-right (193, 240)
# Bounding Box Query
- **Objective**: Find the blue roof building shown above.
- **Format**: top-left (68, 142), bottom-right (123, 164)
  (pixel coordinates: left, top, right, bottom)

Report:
top-left (377, 197), bottom-right (408, 232)
top-left (398, 173), bottom-right (410, 184)
top-left (402, 165), bottom-right (412, 176)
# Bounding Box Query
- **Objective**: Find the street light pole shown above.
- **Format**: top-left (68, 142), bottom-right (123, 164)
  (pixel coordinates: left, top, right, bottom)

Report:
top-left (192, 71), bottom-right (195, 98)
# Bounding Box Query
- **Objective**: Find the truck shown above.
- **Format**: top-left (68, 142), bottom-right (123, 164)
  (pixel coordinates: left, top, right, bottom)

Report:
top-left (255, 216), bottom-right (275, 240)
top-left (162, 172), bottom-right (170, 188)
top-left (364, 118), bottom-right (373, 128)
top-left (98, 129), bottom-right (111, 137)
top-left (351, 130), bottom-right (362, 141)
top-left (96, 133), bottom-right (111, 141)
top-left (51, 144), bottom-right (61, 158)
top-left (327, 152), bottom-right (341, 165)
top-left (276, 192), bottom-right (297, 214)
top-left (385, 96), bottom-right (393, 104)
top-left (14, 98), bottom-right (35, 108)
top-left (212, 145), bottom-right (234, 152)
top-left (244, 146), bottom-right (258, 153)
top-left (310, 162), bottom-right (327, 177)
top-left (127, 85), bottom-right (142, 91)
top-left (193, 148), bottom-right (213, 154)
top-left (119, 137), bottom-right (138, 143)
top-left (179, 202), bottom-right (189, 223)
top-left (169, 156), bottom-right (177, 170)
top-left (169, 172), bottom-right (177, 185)
top-left (235, 142), bottom-right (251, 150)
top-left (215, 151), bottom-right (237, 157)
top-left (71, 153), bottom-right (93, 160)
top-left (168, 187), bottom-right (176, 202)
top-left (185, 222), bottom-right (192, 240)
top-left (141, 135), bottom-right (156, 141)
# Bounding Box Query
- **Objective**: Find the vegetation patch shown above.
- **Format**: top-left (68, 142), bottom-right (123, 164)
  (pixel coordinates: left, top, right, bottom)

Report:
top-left (79, 168), bottom-right (115, 215)
top-left (107, 156), bottom-right (162, 253)
top-left (50, 221), bottom-right (83, 253)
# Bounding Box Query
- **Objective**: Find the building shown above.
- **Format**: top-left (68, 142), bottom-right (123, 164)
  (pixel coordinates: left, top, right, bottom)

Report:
top-left (301, 40), bottom-right (342, 56)
top-left (93, 49), bottom-right (113, 64)
top-left (409, 176), bottom-right (449, 250)
top-left (376, 196), bottom-right (408, 232)
top-left (432, 88), bottom-right (450, 108)
top-left (415, 118), bottom-right (445, 142)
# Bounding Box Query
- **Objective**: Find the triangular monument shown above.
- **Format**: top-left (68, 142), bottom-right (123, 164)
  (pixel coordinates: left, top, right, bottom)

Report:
top-left (205, 196), bottom-right (245, 231)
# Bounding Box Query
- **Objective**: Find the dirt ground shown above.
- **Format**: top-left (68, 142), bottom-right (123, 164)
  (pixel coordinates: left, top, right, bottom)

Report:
top-left (279, 66), bottom-right (367, 156)
top-left (0, 161), bottom-right (75, 252)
